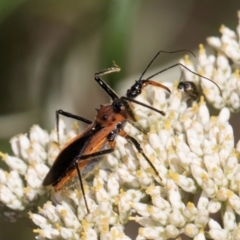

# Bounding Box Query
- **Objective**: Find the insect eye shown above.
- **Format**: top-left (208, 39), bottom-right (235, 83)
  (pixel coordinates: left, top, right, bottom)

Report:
top-left (178, 82), bottom-right (184, 90)
top-left (102, 115), bottom-right (108, 120)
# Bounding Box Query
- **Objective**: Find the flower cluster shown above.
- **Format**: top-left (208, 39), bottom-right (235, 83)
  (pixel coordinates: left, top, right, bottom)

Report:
top-left (180, 11), bottom-right (240, 112)
top-left (0, 10), bottom-right (240, 240)
top-left (0, 120), bottom-right (78, 221)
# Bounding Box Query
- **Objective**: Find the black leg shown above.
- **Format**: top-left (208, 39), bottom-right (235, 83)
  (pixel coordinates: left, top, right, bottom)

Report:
top-left (56, 109), bottom-right (92, 142)
top-left (74, 161), bottom-right (90, 214)
top-left (76, 148), bottom-right (115, 160)
top-left (125, 134), bottom-right (162, 182)
top-left (127, 120), bottom-right (148, 135)
top-left (74, 147), bottom-right (115, 213)
top-left (94, 66), bottom-right (120, 100)
top-left (121, 96), bottom-right (165, 116)
top-left (56, 109), bottom-right (92, 124)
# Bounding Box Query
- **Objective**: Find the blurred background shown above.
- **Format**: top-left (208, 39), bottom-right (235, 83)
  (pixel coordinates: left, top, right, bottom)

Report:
top-left (0, 1), bottom-right (239, 239)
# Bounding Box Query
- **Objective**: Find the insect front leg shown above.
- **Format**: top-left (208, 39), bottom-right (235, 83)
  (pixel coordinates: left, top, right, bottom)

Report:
top-left (94, 66), bottom-right (121, 100)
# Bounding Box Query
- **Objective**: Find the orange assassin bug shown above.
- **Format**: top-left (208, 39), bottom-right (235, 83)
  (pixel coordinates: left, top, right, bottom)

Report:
top-left (43, 65), bottom-right (170, 213)
top-left (43, 50), bottom-right (220, 213)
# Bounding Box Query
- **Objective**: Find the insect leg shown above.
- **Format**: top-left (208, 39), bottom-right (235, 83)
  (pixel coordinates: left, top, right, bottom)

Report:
top-left (56, 109), bottom-right (92, 143)
top-left (127, 120), bottom-right (148, 135)
top-left (74, 161), bottom-right (90, 214)
top-left (77, 148), bottom-right (115, 160)
top-left (124, 133), bottom-right (162, 182)
top-left (94, 66), bottom-right (121, 101)
top-left (121, 96), bottom-right (166, 116)
top-left (74, 143), bottom-right (116, 213)
top-left (56, 109), bottom-right (92, 124)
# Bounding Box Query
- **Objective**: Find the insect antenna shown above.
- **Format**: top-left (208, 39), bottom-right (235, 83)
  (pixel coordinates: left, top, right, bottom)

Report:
top-left (126, 50), bottom-right (196, 99)
top-left (145, 62), bottom-right (222, 94)
top-left (139, 50), bottom-right (196, 81)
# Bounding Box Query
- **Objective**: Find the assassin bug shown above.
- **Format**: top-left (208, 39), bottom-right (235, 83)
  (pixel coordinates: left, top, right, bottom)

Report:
top-left (43, 50), bottom-right (219, 213)
top-left (42, 66), bottom-right (170, 213)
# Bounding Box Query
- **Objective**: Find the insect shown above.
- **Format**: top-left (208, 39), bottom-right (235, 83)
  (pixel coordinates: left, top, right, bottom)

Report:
top-left (43, 50), bottom-right (219, 213)
top-left (178, 78), bottom-right (222, 104)
top-left (178, 80), bottom-right (199, 102)
top-left (42, 64), bottom-right (170, 213)
top-left (176, 63), bottom-right (221, 103)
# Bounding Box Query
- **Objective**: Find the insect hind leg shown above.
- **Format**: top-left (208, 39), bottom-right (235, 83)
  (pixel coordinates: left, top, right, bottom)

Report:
top-left (74, 161), bottom-right (90, 214)
top-left (74, 145), bottom-right (116, 214)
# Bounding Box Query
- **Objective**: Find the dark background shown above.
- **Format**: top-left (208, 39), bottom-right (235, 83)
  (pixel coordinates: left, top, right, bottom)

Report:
top-left (0, 1), bottom-right (239, 239)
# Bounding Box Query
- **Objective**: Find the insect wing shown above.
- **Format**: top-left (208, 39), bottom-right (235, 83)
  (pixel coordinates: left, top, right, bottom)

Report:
top-left (43, 124), bottom-right (102, 186)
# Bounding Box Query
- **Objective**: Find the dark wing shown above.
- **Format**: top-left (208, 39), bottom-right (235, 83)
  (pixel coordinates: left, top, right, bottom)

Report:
top-left (43, 124), bottom-right (102, 186)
